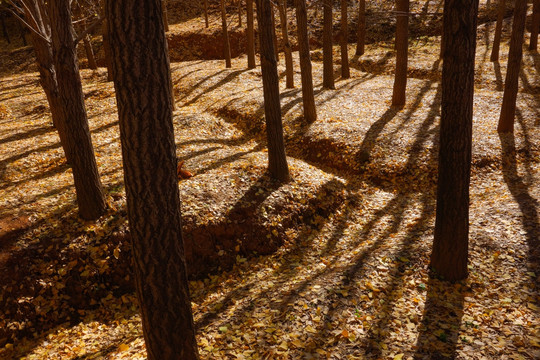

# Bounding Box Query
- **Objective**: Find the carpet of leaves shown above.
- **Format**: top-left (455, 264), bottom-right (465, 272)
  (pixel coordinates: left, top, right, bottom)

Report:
top-left (1, 1), bottom-right (540, 359)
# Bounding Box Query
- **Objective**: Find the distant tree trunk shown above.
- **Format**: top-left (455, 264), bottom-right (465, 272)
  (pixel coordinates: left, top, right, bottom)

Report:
top-left (83, 35), bottom-right (98, 69)
top-left (48, 0), bottom-right (107, 220)
top-left (204, 0), bottom-right (209, 28)
top-left (246, 0), bottom-right (256, 68)
top-left (391, 0), bottom-right (409, 107)
top-left (1, 12), bottom-right (10, 44)
top-left (431, 0), bottom-right (479, 282)
top-left (530, 0), bottom-right (540, 51)
top-left (255, 0), bottom-right (290, 182)
top-left (323, 0), bottom-right (335, 89)
top-left (295, 0), bottom-right (317, 122)
top-left (355, 0), bottom-right (365, 56)
top-left (100, 0), bottom-right (113, 81)
top-left (162, 0), bottom-right (170, 32)
top-left (271, 4), bottom-right (279, 62)
top-left (490, 0), bottom-right (506, 61)
top-left (238, 0), bottom-right (242, 26)
top-left (221, 0), bottom-right (232, 68)
top-left (278, 0), bottom-right (294, 88)
top-left (106, 1), bottom-right (200, 359)
top-left (340, 0), bottom-right (350, 78)
top-left (498, 0), bottom-right (527, 133)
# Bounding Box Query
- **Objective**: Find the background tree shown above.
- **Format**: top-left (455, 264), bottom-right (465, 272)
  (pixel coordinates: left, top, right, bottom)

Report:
top-left (498, 0), bottom-right (527, 133)
top-left (204, 0), bottom-right (209, 27)
top-left (431, 0), bottom-right (479, 282)
top-left (221, 0), bottom-right (232, 67)
top-left (530, 0), bottom-right (539, 51)
top-left (256, 0), bottom-right (290, 181)
top-left (490, 0), bottom-right (505, 62)
top-left (246, 0), bottom-right (256, 68)
top-left (106, 0), bottom-right (200, 359)
top-left (323, 0), bottom-right (334, 89)
top-left (295, 0), bottom-right (317, 122)
top-left (355, 0), bottom-right (365, 56)
top-left (340, 0), bottom-right (349, 78)
top-left (162, 0), bottom-right (169, 31)
top-left (237, 0), bottom-right (242, 26)
top-left (391, 0), bottom-right (409, 107)
top-left (278, 0), bottom-right (294, 88)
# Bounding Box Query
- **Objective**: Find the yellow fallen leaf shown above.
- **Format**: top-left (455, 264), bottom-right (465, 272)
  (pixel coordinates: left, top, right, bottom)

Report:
top-left (118, 343), bottom-right (129, 352)
top-left (394, 354), bottom-right (404, 360)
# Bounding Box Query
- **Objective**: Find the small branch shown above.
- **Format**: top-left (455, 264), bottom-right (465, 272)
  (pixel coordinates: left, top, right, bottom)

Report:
top-left (5, 7), bottom-right (50, 43)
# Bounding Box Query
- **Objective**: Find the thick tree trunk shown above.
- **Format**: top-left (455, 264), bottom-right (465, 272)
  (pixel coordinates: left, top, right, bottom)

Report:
top-left (221, 0), bottom-right (232, 68)
top-left (498, 0), bottom-right (527, 133)
top-left (431, 0), bottom-right (479, 282)
top-left (295, 0), bottom-right (317, 122)
top-left (323, 0), bottom-right (335, 89)
top-left (391, 0), bottom-right (409, 107)
top-left (490, 0), bottom-right (506, 62)
top-left (48, 0), bottom-right (107, 220)
top-left (355, 0), bottom-right (365, 56)
top-left (204, 0), bottom-right (209, 28)
top-left (278, 0), bottom-right (294, 88)
top-left (162, 0), bottom-right (170, 32)
top-left (83, 35), bottom-right (98, 69)
top-left (340, 0), bottom-right (350, 78)
top-left (256, 0), bottom-right (290, 182)
top-left (247, 0), bottom-right (256, 68)
top-left (530, 0), bottom-right (540, 51)
top-left (106, 0), bottom-right (200, 359)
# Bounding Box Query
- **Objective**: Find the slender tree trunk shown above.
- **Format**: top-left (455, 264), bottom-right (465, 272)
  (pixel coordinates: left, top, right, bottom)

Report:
top-left (162, 0), bottom-right (170, 32)
top-left (83, 35), bottom-right (98, 69)
top-left (221, 0), bottom-right (232, 67)
top-left (204, 0), bottom-right (209, 28)
top-left (295, 0), bottom-right (317, 122)
top-left (530, 0), bottom-right (540, 51)
top-left (355, 0), bottom-right (365, 56)
top-left (391, 0), bottom-right (409, 107)
top-left (238, 0), bottom-right (242, 26)
top-left (278, 0), bottom-right (294, 88)
top-left (498, 0), bottom-right (527, 133)
top-left (323, 0), bottom-right (335, 89)
top-left (490, 0), bottom-right (506, 61)
top-left (340, 0), bottom-right (350, 78)
top-left (48, 0), bottom-right (107, 220)
top-left (255, 0), bottom-right (290, 182)
top-left (100, 0), bottom-right (113, 81)
top-left (106, 1), bottom-right (200, 359)
top-left (431, 0), bottom-right (479, 282)
top-left (271, 4), bottom-right (279, 62)
top-left (1, 12), bottom-right (10, 44)
top-left (247, 0), bottom-right (256, 68)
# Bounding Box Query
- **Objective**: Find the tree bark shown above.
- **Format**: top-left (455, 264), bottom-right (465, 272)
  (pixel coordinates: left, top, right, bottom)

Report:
top-left (246, 0), bottom-right (256, 68)
top-left (490, 0), bottom-right (506, 62)
top-left (221, 0), bottom-right (232, 68)
top-left (106, 0), bottom-right (200, 359)
top-left (100, 0), bottom-right (113, 81)
top-left (256, 0), bottom-right (290, 182)
top-left (271, 4), bottom-right (279, 62)
top-left (498, 0), bottom-right (527, 133)
top-left (323, 0), bottom-right (335, 89)
top-left (340, 0), bottom-right (350, 78)
top-left (431, 0), bottom-right (479, 282)
top-left (355, 0), bottom-right (365, 56)
top-left (238, 0), bottom-right (242, 26)
top-left (48, 0), bottom-right (107, 220)
top-left (530, 0), bottom-right (540, 51)
top-left (391, 0), bottom-right (409, 107)
top-left (162, 0), bottom-right (170, 32)
top-left (278, 0), bottom-right (294, 88)
top-left (83, 35), bottom-right (98, 69)
top-left (295, 0), bottom-right (317, 122)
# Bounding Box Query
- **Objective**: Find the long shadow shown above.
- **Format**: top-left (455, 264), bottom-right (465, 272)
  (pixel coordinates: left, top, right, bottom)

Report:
top-left (182, 69), bottom-right (249, 106)
top-left (176, 68), bottom-right (226, 102)
top-left (0, 124), bottom-right (55, 146)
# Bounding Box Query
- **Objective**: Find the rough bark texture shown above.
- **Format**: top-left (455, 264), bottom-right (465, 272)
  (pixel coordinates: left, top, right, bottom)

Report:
top-left (323, 0), bottom-right (334, 89)
top-left (498, 0), bottom-right (527, 133)
top-left (83, 35), bottom-right (97, 69)
top-left (340, 0), bottom-right (350, 78)
top-left (278, 0), bottom-right (294, 88)
top-left (47, 0), bottom-right (107, 220)
top-left (106, 0), bottom-right (200, 359)
top-left (256, 0), bottom-right (290, 182)
top-left (530, 0), bottom-right (539, 51)
top-left (247, 0), bottom-right (256, 68)
top-left (490, 0), bottom-right (506, 61)
top-left (355, 0), bottom-right (365, 56)
top-left (221, 0), bottom-right (232, 68)
top-left (431, 0), bottom-right (479, 282)
top-left (391, 0), bottom-right (409, 107)
top-left (295, 0), bottom-right (317, 123)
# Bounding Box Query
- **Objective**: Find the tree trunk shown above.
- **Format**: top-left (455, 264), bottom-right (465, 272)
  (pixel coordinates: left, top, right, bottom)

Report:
top-left (1, 12), bottom-right (10, 44)
top-left (431, 0), bottom-right (479, 282)
top-left (323, 0), bottom-right (335, 89)
top-left (271, 4), bottom-right (279, 62)
top-left (498, 0), bottom-right (527, 133)
top-left (238, 0), bottom-right (242, 26)
top-left (100, 0), bottom-right (113, 81)
top-left (48, 0), bottom-right (107, 220)
top-left (355, 0), bottom-right (365, 56)
top-left (83, 35), bottom-right (98, 69)
top-left (295, 0), bottom-right (317, 122)
top-left (490, 0), bottom-right (506, 62)
top-left (256, 0), bottom-right (290, 182)
top-left (162, 0), bottom-right (170, 32)
top-left (221, 0), bottom-right (232, 68)
top-left (391, 0), bottom-right (409, 107)
top-left (340, 0), bottom-right (350, 78)
top-left (278, 0), bottom-right (294, 88)
top-left (106, 0), bottom-right (200, 359)
top-left (204, 0), bottom-right (209, 28)
top-left (530, 0), bottom-right (540, 51)
top-left (247, 0), bottom-right (256, 68)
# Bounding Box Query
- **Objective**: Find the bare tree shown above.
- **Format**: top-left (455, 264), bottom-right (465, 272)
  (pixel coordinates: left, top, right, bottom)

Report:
top-left (246, 0), bottom-right (256, 68)
top-left (355, 0), bottom-right (365, 55)
top-left (221, 0), bottom-right (232, 67)
top-left (340, 0), bottom-right (349, 78)
top-left (490, 0), bottom-right (506, 62)
top-left (391, 0), bottom-right (409, 107)
top-left (295, 0), bottom-right (317, 122)
top-left (323, 0), bottom-right (334, 89)
top-left (278, 0), bottom-right (294, 88)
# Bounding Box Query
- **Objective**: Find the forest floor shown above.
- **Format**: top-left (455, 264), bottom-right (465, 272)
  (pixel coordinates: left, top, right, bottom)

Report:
top-left (1, 1), bottom-right (540, 359)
